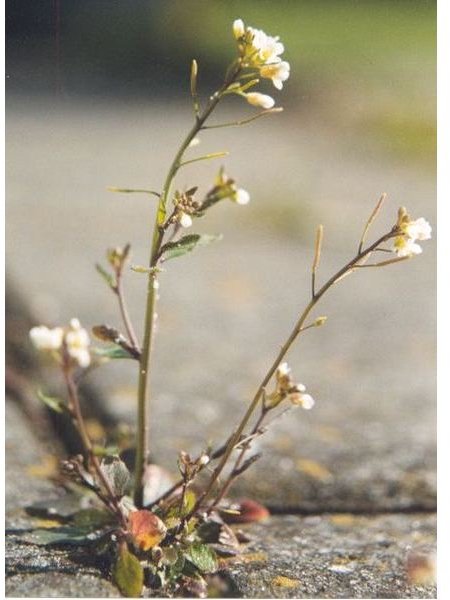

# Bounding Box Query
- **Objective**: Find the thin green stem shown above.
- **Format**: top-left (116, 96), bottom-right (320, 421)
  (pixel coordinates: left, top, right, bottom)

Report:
top-left (133, 59), bottom-right (243, 507)
top-left (116, 276), bottom-right (140, 352)
top-left (209, 408), bottom-right (267, 512)
top-left (202, 108), bottom-right (283, 130)
top-left (178, 151), bottom-right (229, 168)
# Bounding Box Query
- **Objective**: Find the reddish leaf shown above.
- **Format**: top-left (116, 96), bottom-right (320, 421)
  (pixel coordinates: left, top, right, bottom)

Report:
top-left (222, 499), bottom-right (270, 524)
top-left (128, 510), bottom-right (167, 551)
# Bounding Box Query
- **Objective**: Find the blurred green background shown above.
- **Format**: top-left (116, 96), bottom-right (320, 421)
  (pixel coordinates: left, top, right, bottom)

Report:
top-left (7, 0), bottom-right (436, 164)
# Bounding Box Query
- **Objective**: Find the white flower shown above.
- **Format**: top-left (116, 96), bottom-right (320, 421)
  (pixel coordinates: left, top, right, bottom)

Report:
top-left (277, 362), bottom-right (291, 377)
top-left (234, 20), bottom-right (285, 67)
top-left (394, 236), bottom-right (423, 258)
top-left (246, 26), bottom-right (284, 65)
top-left (245, 92), bottom-right (275, 109)
top-left (394, 212), bottom-right (432, 257)
top-left (290, 392), bottom-right (315, 410)
top-left (260, 61), bottom-right (290, 90)
top-left (65, 319), bottom-right (91, 368)
top-left (178, 212), bottom-right (193, 228)
top-left (402, 217), bottom-right (432, 241)
top-left (233, 19), bottom-right (245, 40)
top-left (29, 325), bottom-right (64, 351)
top-left (234, 188), bottom-right (250, 205)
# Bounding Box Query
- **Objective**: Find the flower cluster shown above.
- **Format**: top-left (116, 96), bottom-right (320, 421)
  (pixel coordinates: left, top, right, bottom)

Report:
top-left (393, 208), bottom-right (432, 257)
top-left (29, 318), bottom-right (91, 368)
top-left (170, 188), bottom-right (201, 229)
top-left (232, 19), bottom-right (290, 109)
top-left (264, 362), bottom-right (314, 410)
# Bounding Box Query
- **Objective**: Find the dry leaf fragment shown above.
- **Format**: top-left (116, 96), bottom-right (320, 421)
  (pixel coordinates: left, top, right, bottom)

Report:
top-left (128, 509), bottom-right (167, 551)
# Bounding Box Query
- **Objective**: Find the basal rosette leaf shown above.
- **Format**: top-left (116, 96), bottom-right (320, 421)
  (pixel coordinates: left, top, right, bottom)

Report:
top-left (114, 544), bottom-right (144, 598)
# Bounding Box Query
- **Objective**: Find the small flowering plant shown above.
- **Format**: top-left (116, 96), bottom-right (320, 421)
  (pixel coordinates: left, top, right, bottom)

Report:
top-left (26, 20), bottom-right (431, 598)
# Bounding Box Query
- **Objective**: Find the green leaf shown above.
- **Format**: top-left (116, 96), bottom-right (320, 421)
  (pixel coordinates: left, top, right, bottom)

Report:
top-left (114, 545), bottom-right (144, 598)
top-left (92, 345), bottom-right (134, 360)
top-left (17, 526), bottom-right (102, 546)
top-left (37, 389), bottom-right (67, 414)
top-left (185, 542), bottom-right (218, 574)
top-left (160, 234), bottom-right (222, 262)
top-left (167, 489), bottom-right (197, 519)
top-left (95, 263), bottom-right (116, 289)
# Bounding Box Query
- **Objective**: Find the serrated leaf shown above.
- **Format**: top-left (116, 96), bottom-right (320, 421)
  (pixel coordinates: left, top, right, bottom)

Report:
top-left (185, 542), bottom-right (218, 574)
top-left (114, 545), bottom-right (144, 598)
top-left (37, 389), bottom-right (67, 414)
top-left (95, 263), bottom-right (116, 288)
top-left (92, 345), bottom-right (134, 360)
top-left (18, 526), bottom-right (102, 546)
top-left (100, 456), bottom-right (130, 497)
top-left (160, 234), bottom-right (222, 262)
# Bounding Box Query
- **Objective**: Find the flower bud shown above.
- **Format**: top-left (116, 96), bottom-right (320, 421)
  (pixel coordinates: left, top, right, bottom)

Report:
top-left (29, 326), bottom-right (64, 351)
top-left (178, 212), bottom-right (193, 228)
top-left (233, 19), bottom-right (245, 40)
top-left (234, 188), bottom-right (250, 205)
top-left (244, 92), bottom-right (275, 109)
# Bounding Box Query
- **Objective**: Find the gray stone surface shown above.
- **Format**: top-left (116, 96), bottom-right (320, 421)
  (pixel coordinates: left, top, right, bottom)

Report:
top-left (5, 401), bottom-right (120, 598)
top-left (5, 400), bottom-right (436, 598)
top-left (6, 573), bottom-right (120, 598)
top-left (7, 101), bottom-right (435, 512)
top-left (226, 514), bottom-right (436, 599)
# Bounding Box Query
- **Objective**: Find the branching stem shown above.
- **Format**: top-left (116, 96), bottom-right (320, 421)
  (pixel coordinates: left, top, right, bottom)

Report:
top-left (193, 228), bottom-right (398, 512)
